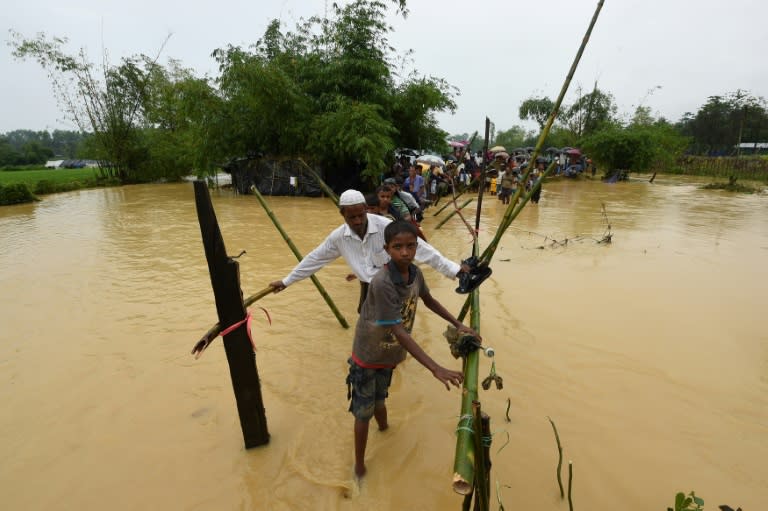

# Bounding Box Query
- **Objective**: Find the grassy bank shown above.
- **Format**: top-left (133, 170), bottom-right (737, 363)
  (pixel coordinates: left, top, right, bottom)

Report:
top-left (0, 167), bottom-right (120, 205)
top-left (0, 167), bottom-right (99, 188)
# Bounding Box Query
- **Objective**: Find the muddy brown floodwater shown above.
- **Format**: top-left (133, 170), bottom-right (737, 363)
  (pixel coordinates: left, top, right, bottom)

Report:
top-left (1, 175), bottom-right (766, 510)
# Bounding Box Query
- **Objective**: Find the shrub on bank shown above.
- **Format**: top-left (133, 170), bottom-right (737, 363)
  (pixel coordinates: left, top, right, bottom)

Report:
top-left (33, 179), bottom-right (90, 195)
top-left (0, 183), bottom-right (38, 205)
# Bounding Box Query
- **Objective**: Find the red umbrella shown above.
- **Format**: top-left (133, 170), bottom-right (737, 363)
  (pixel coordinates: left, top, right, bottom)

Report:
top-left (448, 140), bottom-right (467, 148)
top-left (566, 148), bottom-right (582, 156)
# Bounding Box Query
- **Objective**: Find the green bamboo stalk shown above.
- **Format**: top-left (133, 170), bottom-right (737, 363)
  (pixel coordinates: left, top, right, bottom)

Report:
top-left (480, 0), bottom-right (605, 261)
top-left (432, 191), bottom-right (465, 216)
top-left (452, 247), bottom-right (482, 495)
top-left (434, 198), bottom-right (474, 229)
top-left (453, 2), bottom-right (607, 494)
top-left (547, 416), bottom-right (565, 499)
top-left (480, 161), bottom-right (557, 263)
top-left (452, 348), bottom-right (480, 495)
top-left (454, 162), bottom-right (556, 323)
top-left (296, 158), bottom-right (339, 205)
top-left (251, 186), bottom-right (349, 329)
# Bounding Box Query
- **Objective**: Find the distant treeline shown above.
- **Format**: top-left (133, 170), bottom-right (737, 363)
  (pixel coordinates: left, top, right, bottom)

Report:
top-left (0, 129), bottom-right (89, 167)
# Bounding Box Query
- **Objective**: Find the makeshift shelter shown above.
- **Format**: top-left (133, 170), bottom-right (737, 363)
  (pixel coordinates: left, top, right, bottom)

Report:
top-left (223, 157), bottom-right (325, 196)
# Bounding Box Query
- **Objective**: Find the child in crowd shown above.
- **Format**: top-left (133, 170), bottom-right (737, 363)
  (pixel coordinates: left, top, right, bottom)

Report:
top-left (347, 221), bottom-right (479, 478)
top-left (375, 186), bottom-right (398, 221)
top-left (530, 158), bottom-right (545, 204)
top-left (499, 165), bottom-right (518, 205)
top-left (365, 193), bottom-right (382, 216)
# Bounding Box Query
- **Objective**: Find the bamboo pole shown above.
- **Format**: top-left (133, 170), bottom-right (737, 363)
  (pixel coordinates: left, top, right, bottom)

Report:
top-left (455, 1), bottom-right (606, 493)
top-left (192, 285), bottom-right (275, 358)
top-left (483, 161), bottom-right (557, 260)
top-left (296, 158), bottom-right (339, 205)
top-left (434, 198), bottom-right (474, 229)
top-left (251, 186), bottom-right (349, 329)
top-left (432, 190), bottom-right (465, 216)
top-left (453, 0), bottom-right (605, 324)
top-left (452, 257), bottom-right (482, 495)
top-left (453, 162), bottom-right (556, 323)
top-left (452, 347), bottom-right (480, 494)
top-left (482, 0), bottom-right (605, 258)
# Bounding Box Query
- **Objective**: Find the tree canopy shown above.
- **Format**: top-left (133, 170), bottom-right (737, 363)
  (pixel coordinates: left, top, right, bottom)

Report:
top-left (0, 129), bottom-right (85, 166)
top-left (9, 0), bottom-right (456, 187)
top-left (676, 90), bottom-right (768, 155)
top-left (210, 0), bottom-right (455, 185)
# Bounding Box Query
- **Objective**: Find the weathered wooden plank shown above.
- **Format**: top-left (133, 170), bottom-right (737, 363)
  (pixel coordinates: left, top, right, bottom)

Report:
top-left (194, 180), bottom-right (269, 448)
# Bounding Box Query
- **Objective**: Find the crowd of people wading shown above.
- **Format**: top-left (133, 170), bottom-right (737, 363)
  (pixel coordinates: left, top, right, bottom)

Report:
top-left (381, 144), bottom-right (595, 215)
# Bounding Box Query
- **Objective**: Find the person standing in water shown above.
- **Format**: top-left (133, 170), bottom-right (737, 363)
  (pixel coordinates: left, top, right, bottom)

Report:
top-left (346, 220), bottom-right (479, 477)
top-left (269, 190), bottom-right (467, 311)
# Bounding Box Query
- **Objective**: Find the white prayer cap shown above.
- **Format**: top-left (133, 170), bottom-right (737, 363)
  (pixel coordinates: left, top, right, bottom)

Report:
top-left (338, 189), bottom-right (365, 206)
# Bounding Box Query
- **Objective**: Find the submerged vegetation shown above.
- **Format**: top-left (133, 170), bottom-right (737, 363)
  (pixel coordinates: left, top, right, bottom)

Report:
top-left (0, 167), bottom-right (120, 204)
top-left (0, 183), bottom-right (38, 205)
top-left (702, 175), bottom-right (763, 193)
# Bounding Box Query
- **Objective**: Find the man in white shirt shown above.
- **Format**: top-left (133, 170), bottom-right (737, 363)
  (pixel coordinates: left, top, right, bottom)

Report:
top-left (269, 189), bottom-right (467, 310)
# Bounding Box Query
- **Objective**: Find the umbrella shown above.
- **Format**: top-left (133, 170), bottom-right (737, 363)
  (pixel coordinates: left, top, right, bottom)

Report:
top-left (489, 145), bottom-right (507, 153)
top-left (416, 154), bottom-right (445, 167)
top-left (545, 146), bottom-right (560, 153)
top-left (444, 154), bottom-right (459, 162)
top-left (565, 148), bottom-right (582, 156)
top-left (448, 140), bottom-right (467, 148)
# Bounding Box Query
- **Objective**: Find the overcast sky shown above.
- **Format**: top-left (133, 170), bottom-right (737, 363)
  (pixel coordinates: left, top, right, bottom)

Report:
top-left (3, 0), bottom-right (767, 136)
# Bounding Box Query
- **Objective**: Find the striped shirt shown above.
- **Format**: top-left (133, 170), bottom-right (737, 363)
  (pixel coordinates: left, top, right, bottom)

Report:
top-left (281, 214), bottom-right (460, 286)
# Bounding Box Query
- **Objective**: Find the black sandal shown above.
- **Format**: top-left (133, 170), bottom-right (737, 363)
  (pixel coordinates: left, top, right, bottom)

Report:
top-left (455, 256), bottom-right (493, 294)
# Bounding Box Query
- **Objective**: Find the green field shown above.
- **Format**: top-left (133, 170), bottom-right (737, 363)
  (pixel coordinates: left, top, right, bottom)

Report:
top-left (0, 167), bottom-right (99, 188)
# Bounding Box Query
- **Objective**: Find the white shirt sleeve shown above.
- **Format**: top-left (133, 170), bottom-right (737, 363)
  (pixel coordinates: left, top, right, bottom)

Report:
top-left (282, 228), bottom-right (343, 287)
top-left (415, 238), bottom-right (461, 279)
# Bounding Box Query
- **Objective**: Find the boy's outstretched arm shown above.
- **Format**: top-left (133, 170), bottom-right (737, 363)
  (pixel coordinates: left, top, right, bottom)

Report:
top-left (421, 292), bottom-right (481, 340)
top-left (390, 324), bottom-right (463, 390)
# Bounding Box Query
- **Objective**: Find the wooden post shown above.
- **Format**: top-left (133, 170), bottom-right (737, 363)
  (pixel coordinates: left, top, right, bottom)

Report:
top-left (475, 117), bottom-right (491, 231)
top-left (194, 180), bottom-right (269, 448)
top-left (472, 401), bottom-right (489, 511)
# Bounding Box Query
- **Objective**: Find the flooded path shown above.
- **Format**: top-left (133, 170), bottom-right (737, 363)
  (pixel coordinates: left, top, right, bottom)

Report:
top-left (1, 176), bottom-right (766, 510)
